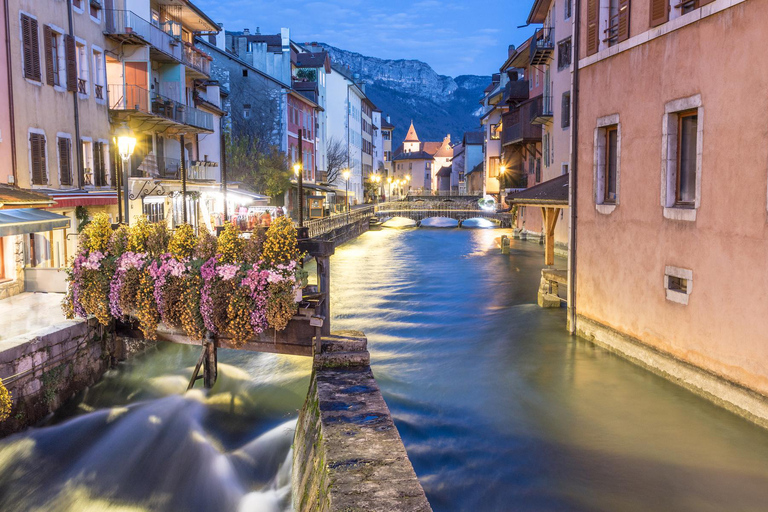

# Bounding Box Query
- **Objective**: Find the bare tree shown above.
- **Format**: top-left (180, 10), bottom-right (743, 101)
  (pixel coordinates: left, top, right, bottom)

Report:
top-left (325, 136), bottom-right (349, 185)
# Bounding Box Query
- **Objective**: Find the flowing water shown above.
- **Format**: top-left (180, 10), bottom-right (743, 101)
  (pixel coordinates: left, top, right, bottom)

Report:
top-left (3, 227), bottom-right (768, 511)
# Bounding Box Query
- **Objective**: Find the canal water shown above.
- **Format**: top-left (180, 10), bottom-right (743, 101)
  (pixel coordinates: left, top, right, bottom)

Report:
top-left (3, 227), bottom-right (768, 511)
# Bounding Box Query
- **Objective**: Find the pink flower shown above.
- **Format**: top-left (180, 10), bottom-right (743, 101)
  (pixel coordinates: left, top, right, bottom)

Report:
top-left (217, 264), bottom-right (240, 281)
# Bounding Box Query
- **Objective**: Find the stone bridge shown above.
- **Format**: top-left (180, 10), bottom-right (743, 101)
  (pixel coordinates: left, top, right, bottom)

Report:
top-left (374, 203), bottom-right (514, 228)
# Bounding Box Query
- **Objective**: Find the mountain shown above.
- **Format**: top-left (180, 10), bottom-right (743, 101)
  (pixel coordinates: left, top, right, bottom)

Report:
top-left (318, 44), bottom-right (490, 145)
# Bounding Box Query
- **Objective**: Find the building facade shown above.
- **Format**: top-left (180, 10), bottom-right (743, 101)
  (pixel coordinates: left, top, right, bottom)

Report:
top-left (574, 0), bottom-right (768, 421)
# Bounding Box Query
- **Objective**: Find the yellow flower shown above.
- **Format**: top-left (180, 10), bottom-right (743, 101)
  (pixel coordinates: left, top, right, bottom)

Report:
top-left (128, 216), bottom-right (152, 253)
top-left (217, 223), bottom-right (243, 263)
top-left (82, 213), bottom-right (112, 253)
top-left (0, 377), bottom-right (12, 422)
top-left (169, 224), bottom-right (197, 260)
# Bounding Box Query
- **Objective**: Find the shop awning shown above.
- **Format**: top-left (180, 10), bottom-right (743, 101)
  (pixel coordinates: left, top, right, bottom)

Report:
top-left (0, 208), bottom-right (71, 236)
top-left (44, 191), bottom-right (117, 209)
top-left (0, 184), bottom-right (56, 208)
top-left (292, 182), bottom-right (338, 193)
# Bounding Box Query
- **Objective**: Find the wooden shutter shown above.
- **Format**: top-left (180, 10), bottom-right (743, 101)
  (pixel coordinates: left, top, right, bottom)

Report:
top-left (59, 138), bottom-right (72, 186)
top-left (586, 0), bottom-right (600, 56)
top-left (21, 15), bottom-right (41, 81)
top-left (43, 25), bottom-right (55, 86)
top-left (617, 0), bottom-right (631, 42)
top-left (94, 142), bottom-right (106, 186)
top-left (30, 134), bottom-right (47, 185)
top-left (65, 35), bottom-right (77, 92)
top-left (649, 0), bottom-right (669, 27)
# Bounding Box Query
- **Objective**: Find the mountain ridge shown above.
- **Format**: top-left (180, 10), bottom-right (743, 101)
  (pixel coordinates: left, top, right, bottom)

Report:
top-left (318, 43), bottom-right (489, 144)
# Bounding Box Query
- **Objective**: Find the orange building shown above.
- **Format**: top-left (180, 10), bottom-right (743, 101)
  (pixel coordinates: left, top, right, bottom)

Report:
top-left (573, 0), bottom-right (768, 424)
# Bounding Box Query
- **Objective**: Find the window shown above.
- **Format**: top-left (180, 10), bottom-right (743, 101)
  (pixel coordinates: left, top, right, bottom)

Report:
top-left (488, 157), bottom-right (500, 178)
top-left (490, 123), bottom-right (501, 140)
top-left (383, 131), bottom-right (391, 141)
top-left (90, 0), bottom-right (101, 20)
top-left (604, 127), bottom-right (618, 203)
top-left (242, 69), bottom-right (248, 77)
top-left (81, 139), bottom-right (93, 185)
top-left (543, 134), bottom-right (549, 167)
top-left (676, 111), bottom-right (698, 206)
top-left (565, 0), bottom-right (572, 18)
top-left (94, 141), bottom-right (108, 187)
top-left (557, 38), bottom-right (572, 71)
top-left (662, 96), bottom-right (702, 221)
top-left (29, 132), bottom-right (47, 185)
top-left (594, 114), bottom-right (620, 212)
top-left (92, 48), bottom-right (105, 100)
top-left (143, 200), bottom-right (165, 224)
top-left (72, 0), bottom-right (83, 10)
top-left (21, 14), bottom-right (41, 82)
top-left (535, 158), bottom-right (541, 183)
top-left (562, 92), bottom-right (571, 128)
top-left (58, 136), bottom-right (73, 186)
top-left (44, 26), bottom-right (63, 87)
top-left (76, 41), bottom-right (88, 95)
top-left (665, 266), bottom-right (693, 305)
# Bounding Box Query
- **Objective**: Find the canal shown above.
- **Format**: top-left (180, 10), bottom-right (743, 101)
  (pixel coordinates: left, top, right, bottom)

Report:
top-left (3, 227), bottom-right (768, 511)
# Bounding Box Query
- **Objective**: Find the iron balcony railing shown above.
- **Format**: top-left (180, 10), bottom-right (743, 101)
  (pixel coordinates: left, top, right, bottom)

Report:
top-left (104, 10), bottom-right (210, 76)
top-left (94, 84), bottom-right (104, 99)
top-left (136, 154), bottom-right (182, 179)
top-left (530, 27), bottom-right (555, 65)
top-left (108, 83), bottom-right (214, 132)
top-left (77, 78), bottom-right (87, 94)
top-left (300, 206), bottom-right (375, 239)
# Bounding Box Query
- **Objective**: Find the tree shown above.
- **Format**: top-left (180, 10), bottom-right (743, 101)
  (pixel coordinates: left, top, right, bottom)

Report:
top-left (325, 136), bottom-right (348, 185)
top-left (226, 133), bottom-right (291, 201)
top-left (295, 69), bottom-right (317, 82)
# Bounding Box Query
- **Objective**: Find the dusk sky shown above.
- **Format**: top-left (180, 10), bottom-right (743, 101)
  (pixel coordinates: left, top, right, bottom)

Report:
top-left (193, 0), bottom-right (538, 77)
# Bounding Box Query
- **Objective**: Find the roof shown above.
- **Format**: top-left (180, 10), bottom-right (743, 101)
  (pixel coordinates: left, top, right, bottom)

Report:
top-left (392, 151), bottom-right (434, 161)
top-left (244, 34), bottom-right (283, 51)
top-left (527, 0), bottom-right (553, 24)
top-left (295, 51), bottom-right (329, 69)
top-left (433, 136), bottom-right (453, 158)
top-left (197, 38), bottom-right (291, 89)
top-left (0, 208), bottom-right (70, 237)
top-left (381, 118), bottom-right (395, 130)
top-left (463, 131), bottom-right (484, 145)
top-left (465, 162), bottom-right (483, 176)
top-left (404, 122), bottom-right (419, 142)
top-left (506, 173), bottom-right (569, 206)
top-left (0, 184), bottom-right (55, 207)
top-left (422, 141), bottom-right (442, 155)
top-left (501, 38), bottom-right (531, 71)
top-left (437, 165), bottom-right (452, 178)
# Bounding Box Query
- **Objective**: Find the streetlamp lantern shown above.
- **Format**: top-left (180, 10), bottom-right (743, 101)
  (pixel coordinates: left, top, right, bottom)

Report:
top-left (342, 169), bottom-right (351, 213)
top-left (115, 123), bottom-right (136, 225)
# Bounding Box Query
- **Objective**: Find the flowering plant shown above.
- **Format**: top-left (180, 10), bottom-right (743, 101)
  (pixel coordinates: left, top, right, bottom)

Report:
top-left (64, 217), bottom-right (303, 343)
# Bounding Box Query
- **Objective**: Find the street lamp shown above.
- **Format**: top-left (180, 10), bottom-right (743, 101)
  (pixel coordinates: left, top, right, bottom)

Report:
top-left (498, 164), bottom-right (508, 203)
top-left (294, 161), bottom-right (304, 227)
top-left (387, 176), bottom-right (392, 201)
top-left (342, 168), bottom-right (351, 213)
top-left (115, 123), bottom-right (136, 225)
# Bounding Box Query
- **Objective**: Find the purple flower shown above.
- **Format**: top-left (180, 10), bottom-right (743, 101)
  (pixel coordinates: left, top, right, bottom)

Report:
top-left (217, 264), bottom-right (240, 281)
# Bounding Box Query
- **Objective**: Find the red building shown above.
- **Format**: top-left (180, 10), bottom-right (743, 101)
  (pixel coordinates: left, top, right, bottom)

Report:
top-left (287, 91), bottom-right (319, 182)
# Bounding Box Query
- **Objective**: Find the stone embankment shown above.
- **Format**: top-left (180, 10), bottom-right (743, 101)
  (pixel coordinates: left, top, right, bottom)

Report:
top-left (293, 331), bottom-right (431, 511)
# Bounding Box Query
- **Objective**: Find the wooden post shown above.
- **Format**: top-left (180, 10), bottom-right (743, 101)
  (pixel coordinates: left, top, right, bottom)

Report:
top-left (203, 333), bottom-right (217, 389)
top-left (317, 255), bottom-right (331, 336)
top-left (541, 207), bottom-right (560, 266)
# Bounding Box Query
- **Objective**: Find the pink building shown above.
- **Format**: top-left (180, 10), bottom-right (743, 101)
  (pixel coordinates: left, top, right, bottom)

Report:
top-left (574, 0), bottom-right (768, 423)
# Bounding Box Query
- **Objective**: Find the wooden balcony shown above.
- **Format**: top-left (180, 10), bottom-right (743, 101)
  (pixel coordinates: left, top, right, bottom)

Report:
top-left (104, 10), bottom-right (210, 77)
top-left (530, 27), bottom-right (554, 66)
top-left (530, 95), bottom-right (554, 125)
top-left (502, 105), bottom-right (542, 146)
top-left (108, 83), bottom-right (215, 134)
top-left (503, 80), bottom-right (529, 104)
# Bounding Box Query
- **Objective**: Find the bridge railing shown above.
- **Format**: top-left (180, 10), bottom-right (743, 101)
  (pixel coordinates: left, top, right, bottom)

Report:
top-left (299, 206), bottom-right (375, 239)
top-left (375, 201), bottom-right (484, 212)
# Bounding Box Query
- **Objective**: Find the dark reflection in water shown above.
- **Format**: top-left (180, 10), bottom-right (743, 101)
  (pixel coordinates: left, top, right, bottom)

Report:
top-left (2, 227), bottom-right (768, 512)
top-left (327, 228), bottom-right (768, 512)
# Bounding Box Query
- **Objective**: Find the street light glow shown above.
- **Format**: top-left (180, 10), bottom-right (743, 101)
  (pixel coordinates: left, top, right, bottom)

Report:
top-left (115, 123), bottom-right (136, 161)
top-left (342, 169), bottom-right (351, 181)
top-left (294, 163), bottom-right (302, 175)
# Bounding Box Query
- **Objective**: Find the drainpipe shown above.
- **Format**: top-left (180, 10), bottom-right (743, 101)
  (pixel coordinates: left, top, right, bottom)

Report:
top-left (567, 0), bottom-right (581, 335)
top-left (4, 0), bottom-right (17, 185)
top-left (66, 0), bottom-right (84, 188)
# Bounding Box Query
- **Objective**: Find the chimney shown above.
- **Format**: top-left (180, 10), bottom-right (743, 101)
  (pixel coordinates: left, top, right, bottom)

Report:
top-left (387, 115), bottom-right (390, 123)
top-left (508, 44), bottom-right (516, 58)
top-left (256, 27), bottom-right (260, 34)
top-left (215, 23), bottom-right (225, 50)
top-left (243, 28), bottom-right (250, 35)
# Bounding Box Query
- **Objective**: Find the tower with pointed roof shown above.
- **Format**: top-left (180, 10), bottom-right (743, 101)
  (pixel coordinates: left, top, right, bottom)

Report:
top-left (403, 122), bottom-right (420, 153)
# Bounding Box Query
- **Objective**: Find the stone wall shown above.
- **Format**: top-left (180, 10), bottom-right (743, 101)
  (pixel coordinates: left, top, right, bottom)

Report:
top-left (0, 318), bottom-right (119, 436)
top-left (325, 217), bottom-right (370, 247)
top-left (293, 331), bottom-right (431, 512)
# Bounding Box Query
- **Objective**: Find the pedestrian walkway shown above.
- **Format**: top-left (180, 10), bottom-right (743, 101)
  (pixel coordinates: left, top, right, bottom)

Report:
top-left (0, 293), bottom-right (67, 342)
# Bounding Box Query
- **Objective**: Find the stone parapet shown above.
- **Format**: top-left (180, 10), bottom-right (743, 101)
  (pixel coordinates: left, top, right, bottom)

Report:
top-left (293, 331), bottom-right (431, 512)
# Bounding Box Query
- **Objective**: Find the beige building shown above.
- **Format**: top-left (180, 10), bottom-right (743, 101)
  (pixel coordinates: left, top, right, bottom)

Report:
top-left (6, 0), bottom-right (117, 293)
top-left (393, 122), bottom-right (452, 196)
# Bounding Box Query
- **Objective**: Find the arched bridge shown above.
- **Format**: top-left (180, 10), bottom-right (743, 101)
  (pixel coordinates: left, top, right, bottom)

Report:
top-left (374, 202), bottom-right (514, 228)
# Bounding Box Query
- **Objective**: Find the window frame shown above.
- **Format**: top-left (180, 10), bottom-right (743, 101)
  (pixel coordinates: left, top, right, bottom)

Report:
top-left (593, 114), bottom-right (621, 214)
top-left (674, 109), bottom-right (698, 207)
top-left (661, 95), bottom-right (703, 221)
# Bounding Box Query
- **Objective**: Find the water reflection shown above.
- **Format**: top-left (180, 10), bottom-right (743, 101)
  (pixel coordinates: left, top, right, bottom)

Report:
top-left (327, 229), bottom-right (768, 512)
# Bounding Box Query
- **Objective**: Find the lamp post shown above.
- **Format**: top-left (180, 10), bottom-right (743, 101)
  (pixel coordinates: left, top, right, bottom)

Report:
top-left (295, 128), bottom-right (304, 227)
top-left (116, 123), bottom-right (136, 225)
top-left (498, 164), bottom-right (507, 204)
top-left (387, 176), bottom-right (392, 201)
top-left (342, 169), bottom-right (351, 214)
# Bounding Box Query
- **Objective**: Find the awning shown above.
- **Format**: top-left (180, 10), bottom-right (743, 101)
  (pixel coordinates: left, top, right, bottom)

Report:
top-left (292, 182), bottom-right (337, 193)
top-left (0, 208), bottom-right (71, 237)
top-left (44, 191), bottom-right (117, 209)
top-left (506, 173), bottom-right (569, 207)
top-left (0, 184), bottom-right (55, 208)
